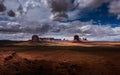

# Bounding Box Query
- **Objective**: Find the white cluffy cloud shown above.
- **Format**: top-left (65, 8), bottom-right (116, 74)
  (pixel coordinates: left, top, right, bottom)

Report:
top-left (109, 0), bottom-right (120, 19)
top-left (3, 0), bottom-right (51, 22)
top-left (74, 0), bottom-right (109, 9)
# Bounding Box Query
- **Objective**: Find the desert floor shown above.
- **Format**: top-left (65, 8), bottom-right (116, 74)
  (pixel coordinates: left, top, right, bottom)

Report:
top-left (0, 41), bottom-right (120, 75)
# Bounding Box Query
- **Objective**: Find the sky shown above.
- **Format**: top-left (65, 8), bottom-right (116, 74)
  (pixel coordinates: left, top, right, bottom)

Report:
top-left (0, 0), bottom-right (120, 41)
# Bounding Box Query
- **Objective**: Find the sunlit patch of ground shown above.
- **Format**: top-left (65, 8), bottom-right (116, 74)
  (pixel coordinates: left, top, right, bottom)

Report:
top-left (9, 41), bottom-right (120, 47)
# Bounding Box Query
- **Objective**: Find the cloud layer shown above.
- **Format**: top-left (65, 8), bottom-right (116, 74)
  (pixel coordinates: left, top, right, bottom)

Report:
top-left (0, 20), bottom-right (120, 41)
top-left (109, 0), bottom-right (120, 19)
top-left (0, 0), bottom-right (120, 41)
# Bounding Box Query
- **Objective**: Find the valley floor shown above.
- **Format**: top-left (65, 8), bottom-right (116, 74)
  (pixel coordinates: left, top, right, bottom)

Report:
top-left (0, 41), bottom-right (120, 75)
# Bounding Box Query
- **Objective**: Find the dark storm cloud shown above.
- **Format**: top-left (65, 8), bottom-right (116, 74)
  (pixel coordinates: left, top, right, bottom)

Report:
top-left (47, 0), bottom-right (111, 21)
top-left (47, 0), bottom-right (73, 21)
top-left (0, 0), bottom-right (6, 12)
top-left (0, 22), bottom-right (52, 34)
top-left (0, 0), bottom-right (4, 3)
top-left (48, 0), bottom-right (68, 12)
top-left (51, 12), bottom-right (68, 21)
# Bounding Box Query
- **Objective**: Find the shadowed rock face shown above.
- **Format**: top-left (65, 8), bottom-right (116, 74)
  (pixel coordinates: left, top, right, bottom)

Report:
top-left (74, 35), bottom-right (80, 41)
top-left (4, 51), bottom-right (16, 61)
top-left (31, 35), bottom-right (40, 42)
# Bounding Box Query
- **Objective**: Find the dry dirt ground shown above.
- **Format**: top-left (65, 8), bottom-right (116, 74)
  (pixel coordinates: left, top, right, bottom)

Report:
top-left (0, 41), bottom-right (120, 75)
